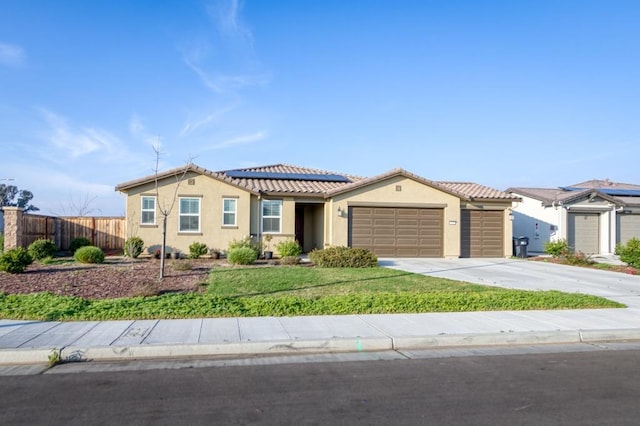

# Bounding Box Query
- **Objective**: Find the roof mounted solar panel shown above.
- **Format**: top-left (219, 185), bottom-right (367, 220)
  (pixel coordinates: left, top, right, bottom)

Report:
top-left (561, 186), bottom-right (640, 197)
top-left (599, 188), bottom-right (640, 196)
top-left (225, 170), bottom-right (351, 183)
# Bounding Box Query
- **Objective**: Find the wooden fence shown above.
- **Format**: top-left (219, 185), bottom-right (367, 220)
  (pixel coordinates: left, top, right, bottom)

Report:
top-left (20, 214), bottom-right (125, 251)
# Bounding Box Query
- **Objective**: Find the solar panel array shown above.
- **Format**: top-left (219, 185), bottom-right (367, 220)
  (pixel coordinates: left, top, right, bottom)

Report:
top-left (562, 186), bottom-right (640, 197)
top-left (225, 170), bottom-right (351, 183)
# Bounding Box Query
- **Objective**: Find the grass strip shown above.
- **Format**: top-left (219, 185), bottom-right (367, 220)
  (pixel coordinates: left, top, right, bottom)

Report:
top-left (0, 290), bottom-right (623, 321)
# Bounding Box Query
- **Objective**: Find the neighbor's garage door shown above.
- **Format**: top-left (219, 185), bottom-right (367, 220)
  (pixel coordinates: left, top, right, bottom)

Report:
top-left (460, 210), bottom-right (504, 258)
top-left (617, 213), bottom-right (640, 245)
top-left (568, 212), bottom-right (600, 254)
top-left (349, 207), bottom-right (443, 257)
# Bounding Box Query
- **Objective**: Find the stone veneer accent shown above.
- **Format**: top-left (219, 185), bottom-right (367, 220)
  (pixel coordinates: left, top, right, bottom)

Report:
top-left (2, 207), bottom-right (23, 250)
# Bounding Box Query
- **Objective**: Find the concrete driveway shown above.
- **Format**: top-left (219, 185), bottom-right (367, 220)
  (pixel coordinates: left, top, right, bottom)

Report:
top-left (379, 258), bottom-right (640, 309)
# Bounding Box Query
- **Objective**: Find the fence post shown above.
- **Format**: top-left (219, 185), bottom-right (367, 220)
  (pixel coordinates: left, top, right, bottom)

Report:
top-left (3, 207), bottom-right (24, 250)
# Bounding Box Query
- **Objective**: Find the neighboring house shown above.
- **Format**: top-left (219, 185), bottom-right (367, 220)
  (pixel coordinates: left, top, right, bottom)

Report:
top-left (508, 180), bottom-right (640, 255)
top-left (115, 164), bottom-right (519, 258)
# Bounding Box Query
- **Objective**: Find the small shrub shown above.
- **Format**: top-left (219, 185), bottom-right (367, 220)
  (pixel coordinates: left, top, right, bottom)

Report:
top-left (544, 239), bottom-right (570, 258)
top-left (280, 255), bottom-right (301, 265)
top-left (124, 236), bottom-right (144, 258)
top-left (308, 246), bottom-right (378, 268)
top-left (228, 236), bottom-right (261, 257)
top-left (0, 247), bottom-right (33, 273)
top-left (189, 242), bottom-right (208, 259)
top-left (74, 246), bottom-right (105, 264)
top-left (275, 239), bottom-right (302, 258)
top-left (69, 237), bottom-right (92, 254)
top-left (227, 246), bottom-right (258, 265)
top-left (616, 238), bottom-right (640, 268)
top-left (564, 251), bottom-right (593, 266)
top-left (28, 239), bottom-right (57, 260)
top-left (0, 232), bottom-right (4, 254)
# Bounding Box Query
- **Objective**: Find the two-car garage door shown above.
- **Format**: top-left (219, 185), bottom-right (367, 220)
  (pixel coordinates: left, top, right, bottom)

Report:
top-left (349, 207), bottom-right (505, 258)
top-left (349, 207), bottom-right (443, 257)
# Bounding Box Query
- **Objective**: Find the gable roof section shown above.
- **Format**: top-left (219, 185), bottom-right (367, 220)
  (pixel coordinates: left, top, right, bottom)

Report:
top-left (115, 163), bottom-right (362, 197)
top-left (508, 181), bottom-right (637, 207)
top-left (325, 168), bottom-right (518, 201)
top-left (116, 163), bottom-right (516, 202)
top-left (115, 164), bottom-right (226, 192)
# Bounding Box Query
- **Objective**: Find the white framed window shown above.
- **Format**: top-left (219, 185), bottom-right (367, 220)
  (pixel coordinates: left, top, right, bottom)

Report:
top-left (141, 196), bottom-right (156, 225)
top-left (179, 197), bottom-right (201, 232)
top-left (262, 199), bottom-right (282, 233)
top-left (222, 198), bottom-right (237, 226)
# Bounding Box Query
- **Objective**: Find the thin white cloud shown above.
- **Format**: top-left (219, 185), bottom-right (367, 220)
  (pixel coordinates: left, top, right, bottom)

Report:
top-left (0, 42), bottom-right (25, 66)
top-left (180, 102), bottom-right (240, 136)
top-left (207, 0), bottom-right (253, 43)
top-left (129, 113), bottom-right (161, 147)
top-left (201, 131), bottom-right (267, 151)
top-left (38, 109), bottom-right (140, 164)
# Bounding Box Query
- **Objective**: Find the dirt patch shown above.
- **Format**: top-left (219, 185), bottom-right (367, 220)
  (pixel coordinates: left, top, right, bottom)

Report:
top-left (0, 256), bottom-right (225, 299)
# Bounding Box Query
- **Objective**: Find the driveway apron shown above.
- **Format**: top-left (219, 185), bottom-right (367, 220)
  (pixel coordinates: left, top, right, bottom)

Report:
top-left (379, 258), bottom-right (640, 309)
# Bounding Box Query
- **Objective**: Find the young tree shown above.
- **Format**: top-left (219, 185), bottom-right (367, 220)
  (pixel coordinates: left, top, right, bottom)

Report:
top-left (0, 184), bottom-right (39, 212)
top-left (151, 143), bottom-right (193, 279)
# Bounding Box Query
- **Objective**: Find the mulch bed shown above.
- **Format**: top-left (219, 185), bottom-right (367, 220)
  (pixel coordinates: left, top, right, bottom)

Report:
top-left (528, 256), bottom-right (639, 275)
top-left (0, 257), bottom-right (226, 300)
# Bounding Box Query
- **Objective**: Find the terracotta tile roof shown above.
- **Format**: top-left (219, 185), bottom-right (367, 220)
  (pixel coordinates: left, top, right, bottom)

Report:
top-left (218, 164), bottom-right (364, 196)
top-left (436, 182), bottom-right (520, 201)
top-left (567, 179), bottom-right (640, 190)
top-left (116, 163), bottom-right (517, 202)
top-left (508, 181), bottom-right (640, 206)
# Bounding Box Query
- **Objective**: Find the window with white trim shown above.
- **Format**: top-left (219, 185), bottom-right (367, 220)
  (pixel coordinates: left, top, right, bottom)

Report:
top-left (262, 199), bottom-right (282, 233)
top-left (222, 198), bottom-right (237, 226)
top-left (179, 197), bottom-right (200, 232)
top-left (141, 196), bottom-right (156, 225)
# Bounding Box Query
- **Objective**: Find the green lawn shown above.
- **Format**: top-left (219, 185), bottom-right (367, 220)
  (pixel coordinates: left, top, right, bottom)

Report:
top-left (0, 266), bottom-right (624, 321)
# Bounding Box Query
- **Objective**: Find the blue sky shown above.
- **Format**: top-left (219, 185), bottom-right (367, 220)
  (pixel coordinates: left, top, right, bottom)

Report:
top-left (1, 0), bottom-right (639, 216)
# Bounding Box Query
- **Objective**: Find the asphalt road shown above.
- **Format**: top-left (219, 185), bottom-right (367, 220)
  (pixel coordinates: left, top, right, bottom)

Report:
top-left (2, 348), bottom-right (640, 425)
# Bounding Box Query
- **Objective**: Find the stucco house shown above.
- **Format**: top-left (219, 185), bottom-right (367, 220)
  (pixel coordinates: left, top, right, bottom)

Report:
top-left (507, 180), bottom-right (640, 255)
top-left (115, 164), bottom-right (519, 258)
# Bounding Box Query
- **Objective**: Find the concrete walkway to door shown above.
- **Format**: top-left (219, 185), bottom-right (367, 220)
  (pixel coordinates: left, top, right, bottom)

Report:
top-left (379, 257), bottom-right (640, 309)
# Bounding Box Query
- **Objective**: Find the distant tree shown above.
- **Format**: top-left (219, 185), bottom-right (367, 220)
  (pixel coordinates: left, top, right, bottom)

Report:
top-left (0, 184), bottom-right (39, 212)
top-left (56, 194), bottom-right (101, 216)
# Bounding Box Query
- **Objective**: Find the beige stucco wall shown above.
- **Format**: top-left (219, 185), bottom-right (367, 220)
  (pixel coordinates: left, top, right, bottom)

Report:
top-left (326, 175), bottom-right (462, 258)
top-left (123, 172), bottom-right (252, 254)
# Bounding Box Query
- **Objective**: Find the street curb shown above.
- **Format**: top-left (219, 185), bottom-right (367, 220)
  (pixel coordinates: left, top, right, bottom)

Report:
top-left (59, 337), bottom-right (394, 363)
top-left (393, 330), bottom-right (582, 349)
top-left (580, 329), bottom-right (640, 342)
top-left (3, 329), bottom-right (640, 365)
top-left (0, 348), bottom-right (57, 365)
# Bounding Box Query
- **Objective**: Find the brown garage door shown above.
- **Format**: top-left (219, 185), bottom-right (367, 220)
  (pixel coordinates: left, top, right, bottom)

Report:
top-left (460, 210), bottom-right (504, 258)
top-left (349, 207), bottom-right (443, 257)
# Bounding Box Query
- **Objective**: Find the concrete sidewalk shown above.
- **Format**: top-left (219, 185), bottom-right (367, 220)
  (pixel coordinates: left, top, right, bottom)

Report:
top-left (2, 258), bottom-right (640, 365)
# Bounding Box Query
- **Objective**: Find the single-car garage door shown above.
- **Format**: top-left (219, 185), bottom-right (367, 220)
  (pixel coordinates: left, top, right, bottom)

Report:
top-left (568, 212), bottom-right (600, 254)
top-left (617, 213), bottom-right (640, 245)
top-left (460, 210), bottom-right (504, 258)
top-left (349, 207), bottom-right (443, 257)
